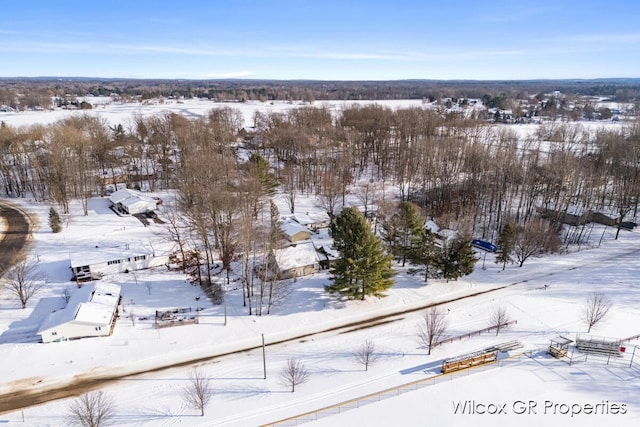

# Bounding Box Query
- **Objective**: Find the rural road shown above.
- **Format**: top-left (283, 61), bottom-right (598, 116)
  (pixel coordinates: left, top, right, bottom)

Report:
top-left (0, 283), bottom-right (515, 414)
top-left (0, 200), bottom-right (32, 276)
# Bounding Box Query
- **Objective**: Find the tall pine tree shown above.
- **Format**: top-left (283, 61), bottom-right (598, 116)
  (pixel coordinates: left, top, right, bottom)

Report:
top-left (411, 228), bottom-right (441, 282)
top-left (495, 222), bottom-right (516, 270)
top-left (434, 237), bottom-right (477, 282)
top-left (327, 207), bottom-right (395, 300)
top-left (382, 202), bottom-right (424, 267)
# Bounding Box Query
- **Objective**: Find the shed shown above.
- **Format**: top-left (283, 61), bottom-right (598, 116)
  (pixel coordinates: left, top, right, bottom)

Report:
top-left (548, 336), bottom-right (573, 358)
top-left (108, 188), bottom-right (159, 215)
top-left (281, 219), bottom-right (312, 243)
top-left (38, 283), bottom-right (121, 343)
top-left (270, 241), bottom-right (320, 279)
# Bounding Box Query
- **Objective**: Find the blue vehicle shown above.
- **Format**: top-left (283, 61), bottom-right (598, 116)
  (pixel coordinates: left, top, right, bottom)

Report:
top-left (471, 239), bottom-right (497, 252)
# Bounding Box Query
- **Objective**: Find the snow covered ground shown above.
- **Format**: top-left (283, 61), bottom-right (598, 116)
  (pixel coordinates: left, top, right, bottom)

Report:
top-left (0, 103), bottom-right (638, 426)
top-left (0, 98), bottom-right (428, 129)
top-left (0, 190), bottom-right (638, 426)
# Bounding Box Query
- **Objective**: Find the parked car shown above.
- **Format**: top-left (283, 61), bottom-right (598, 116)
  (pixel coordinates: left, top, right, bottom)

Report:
top-left (618, 221), bottom-right (637, 230)
top-left (471, 239), bottom-right (497, 252)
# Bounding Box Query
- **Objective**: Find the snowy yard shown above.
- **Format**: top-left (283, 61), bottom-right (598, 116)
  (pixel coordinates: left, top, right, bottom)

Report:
top-left (0, 101), bottom-right (638, 426)
top-left (0, 190), bottom-right (637, 426)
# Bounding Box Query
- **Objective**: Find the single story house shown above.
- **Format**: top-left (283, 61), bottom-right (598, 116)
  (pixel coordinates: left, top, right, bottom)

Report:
top-left (281, 219), bottom-right (312, 243)
top-left (70, 246), bottom-right (169, 281)
top-left (538, 207), bottom-right (619, 227)
top-left (424, 219), bottom-right (459, 246)
top-left (269, 240), bottom-right (320, 279)
top-left (291, 212), bottom-right (331, 232)
top-left (108, 188), bottom-right (160, 215)
top-left (38, 282), bottom-right (121, 343)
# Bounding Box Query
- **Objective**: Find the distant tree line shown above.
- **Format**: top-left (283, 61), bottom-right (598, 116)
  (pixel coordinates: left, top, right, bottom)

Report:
top-left (2, 78), bottom-right (640, 107)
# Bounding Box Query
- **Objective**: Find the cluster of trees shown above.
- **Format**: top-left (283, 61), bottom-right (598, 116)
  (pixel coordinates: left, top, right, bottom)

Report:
top-left (1, 100), bottom-right (638, 306)
top-left (0, 87), bottom-right (52, 110)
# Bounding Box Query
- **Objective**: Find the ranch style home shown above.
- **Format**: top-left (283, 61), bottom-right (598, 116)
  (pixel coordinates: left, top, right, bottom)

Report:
top-left (108, 188), bottom-right (160, 215)
top-left (70, 246), bottom-right (169, 281)
top-left (38, 282), bottom-right (121, 343)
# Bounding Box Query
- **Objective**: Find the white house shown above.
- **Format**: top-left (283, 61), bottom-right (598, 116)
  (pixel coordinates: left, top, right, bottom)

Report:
top-left (108, 188), bottom-right (159, 215)
top-left (270, 240), bottom-right (321, 279)
top-left (70, 246), bottom-right (168, 281)
top-left (38, 283), bottom-right (121, 343)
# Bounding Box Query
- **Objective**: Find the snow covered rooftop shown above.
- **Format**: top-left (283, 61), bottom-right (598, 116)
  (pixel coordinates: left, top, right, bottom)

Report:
top-left (38, 283), bottom-right (121, 334)
top-left (69, 246), bottom-right (153, 268)
top-left (74, 302), bottom-right (116, 325)
top-left (424, 220), bottom-right (440, 234)
top-left (274, 241), bottom-right (320, 271)
top-left (108, 188), bottom-right (156, 205)
top-left (280, 219), bottom-right (311, 240)
top-left (89, 282), bottom-right (121, 306)
top-left (291, 212), bottom-right (330, 227)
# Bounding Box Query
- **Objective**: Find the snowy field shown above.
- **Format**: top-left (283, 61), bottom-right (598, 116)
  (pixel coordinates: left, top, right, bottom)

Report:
top-left (0, 190), bottom-right (638, 426)
top-left (0, 102), bottom-right (638, 426)
top-left (0, 98), bottom-right (428, 129)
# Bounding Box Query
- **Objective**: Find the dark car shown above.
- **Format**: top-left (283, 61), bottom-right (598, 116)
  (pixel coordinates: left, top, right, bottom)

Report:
top-left (471, 239), bottom-right (497, 252)
top-left (618, 221), bottom-right (637, 230)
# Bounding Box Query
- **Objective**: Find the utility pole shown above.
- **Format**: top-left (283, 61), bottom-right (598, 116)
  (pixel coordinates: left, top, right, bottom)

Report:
top-left (224, 283), bottom-right (227, 326)
top-left (262, 333), bottom-right (267, 379)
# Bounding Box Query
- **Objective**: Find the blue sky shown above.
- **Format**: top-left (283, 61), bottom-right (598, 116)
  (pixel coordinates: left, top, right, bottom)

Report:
top-left (1, 0), bottom-right (639, 80)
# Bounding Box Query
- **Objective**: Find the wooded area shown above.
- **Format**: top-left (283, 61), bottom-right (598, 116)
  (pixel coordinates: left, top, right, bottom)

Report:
top-left (1, 80), bottom-right (639, 309)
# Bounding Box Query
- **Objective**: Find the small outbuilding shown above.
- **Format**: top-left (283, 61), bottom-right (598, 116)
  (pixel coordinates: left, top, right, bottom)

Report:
top-left (281, 219), bottom-right (312, 243)
top-left (38, 283), bottom-right (121, 343)
top-left (108, 188), bottom-right (160, 215)
top-left (548, 336), bottom-right (572, 358)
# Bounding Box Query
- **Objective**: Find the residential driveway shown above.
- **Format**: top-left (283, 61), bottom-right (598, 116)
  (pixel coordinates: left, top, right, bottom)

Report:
top-left (0, 200), bottom-right (31, 275)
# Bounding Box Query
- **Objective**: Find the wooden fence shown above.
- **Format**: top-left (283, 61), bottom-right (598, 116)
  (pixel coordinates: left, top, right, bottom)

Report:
top-left (437, 320), bottom-right (518, 346)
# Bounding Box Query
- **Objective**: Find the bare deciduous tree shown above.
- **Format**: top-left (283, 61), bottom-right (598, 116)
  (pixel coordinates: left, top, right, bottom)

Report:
top-left (2, 257), bottom-right (45, 309)
top-left (182, 368), bottom-right (213, 416)
top-left (489, 306), bottom-right (511, 336)
top-left (417, 307), bottom-right (449, 355)
top-left (581, 292), bottom-right (611, 333)
top-left (67, 391), bottom-right (116, 427)
top-left (280, 357), bottom-right (309, 392)
top-left (62, 286), bottom-right (72, 303)
top-left (354, 339), bottom-right (378, 371)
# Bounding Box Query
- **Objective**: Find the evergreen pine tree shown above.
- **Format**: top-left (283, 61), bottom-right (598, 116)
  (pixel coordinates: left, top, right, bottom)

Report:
top-left (495, 222), bottom-right (516, 270)
top-left (49, 207), bottom-right (62, 233)
top-left (269, 199), bottom-right (284, 247)
top-left (411, 229), bottom-right (442, 282)
top-left (249, 154), bottom-right (278, 195)
top-left (382, 202), bottom-right (424, 267)
top-left (326, 207), bottom-right (395, 300)
top-left (434, 237), bottom-right (477, 282)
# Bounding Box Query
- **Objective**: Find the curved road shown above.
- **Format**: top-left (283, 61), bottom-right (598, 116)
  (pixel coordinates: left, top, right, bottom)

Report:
top-left (0, 199), bottom-right (31, 276)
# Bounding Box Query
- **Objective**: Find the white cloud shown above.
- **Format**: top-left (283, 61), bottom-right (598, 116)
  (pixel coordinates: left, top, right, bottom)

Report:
top-left (201, 71), bottom-right (253, 78)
